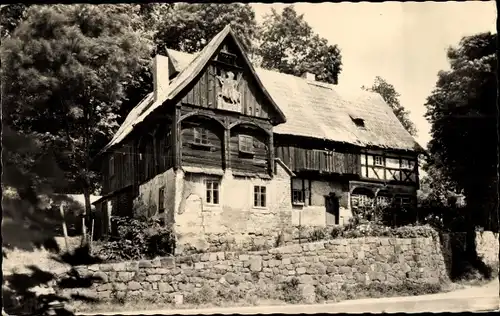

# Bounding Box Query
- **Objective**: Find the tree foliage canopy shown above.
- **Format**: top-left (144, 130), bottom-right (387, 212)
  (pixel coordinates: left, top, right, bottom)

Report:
top-left (363, 76), bottom-right (418, 136)
top-left (153, 3), bottom-right (257, 54)
top-left (257, 5), bottom-right (342, 84)
top-left (1, 4), bottom-right (153, 197)
top-left (424, 32), bottom-right (498, 231)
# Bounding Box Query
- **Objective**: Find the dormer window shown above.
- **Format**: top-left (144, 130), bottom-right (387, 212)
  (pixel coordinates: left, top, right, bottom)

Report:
top-left (238, 135), bottom-right (254, 154)
top-left (352, 118), bottom-right (365, 128)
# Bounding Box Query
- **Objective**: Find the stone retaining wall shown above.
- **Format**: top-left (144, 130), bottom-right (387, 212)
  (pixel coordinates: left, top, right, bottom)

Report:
top-left (55, 236), bottom-right (449, 304)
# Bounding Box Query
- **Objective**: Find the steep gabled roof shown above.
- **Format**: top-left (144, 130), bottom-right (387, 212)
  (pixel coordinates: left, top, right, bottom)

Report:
top-left (255, 69), bottom-right (424, 152)
top-left (155, 52), bottom-right (423, 153)
top-left (99, 25), bottom-right (286, 155)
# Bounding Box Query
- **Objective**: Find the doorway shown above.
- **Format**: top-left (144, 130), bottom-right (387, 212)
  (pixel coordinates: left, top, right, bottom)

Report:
top-left (325, 193), bottom-right (340, 225)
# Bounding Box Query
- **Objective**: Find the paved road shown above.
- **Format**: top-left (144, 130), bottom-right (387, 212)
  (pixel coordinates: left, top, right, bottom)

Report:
top-left (78, 280), bottom-right (499, 315)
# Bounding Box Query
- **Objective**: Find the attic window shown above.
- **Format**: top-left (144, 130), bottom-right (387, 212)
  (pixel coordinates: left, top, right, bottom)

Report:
top-left (350, 115), bottom-right (365, 128)
top-left (218, 51), bottom-right (237, 66)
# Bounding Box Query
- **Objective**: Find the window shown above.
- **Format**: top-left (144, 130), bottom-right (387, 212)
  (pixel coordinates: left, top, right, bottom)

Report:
top-left (352, 118), bottom-right (365, 128)
top-left (292, 178), bottom-right (309, 206)
top-left (158, 186), bottom-right (165, 214)
top-left (218, 51), bottom-right (237, 65)
top-left (376, 195), bottom-right (390, 207)
top-left (374, 156), bottom-right (384, 166)
top-left (254, 185), bottom-right (266, 208)
top-left (109, 155), bottom-right (115, 177)
top-left (205, 179), bottom-right (220, 205)
top-left (400, 159), bottom-right (413, 170)
top-left (238, 135), bottom-right (254, 154)
top-left (395, 195), bottom-right (412, 207)
top-left (193, 127), bottom-right (209, 145)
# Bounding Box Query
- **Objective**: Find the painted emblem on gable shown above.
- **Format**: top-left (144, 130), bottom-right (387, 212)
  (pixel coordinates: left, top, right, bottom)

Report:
top-left (216, 70), bottom-right (242, 112)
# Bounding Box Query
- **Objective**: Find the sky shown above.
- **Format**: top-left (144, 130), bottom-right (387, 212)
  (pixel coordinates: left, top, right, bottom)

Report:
top-left (251, 1), bottom-right (496, 148)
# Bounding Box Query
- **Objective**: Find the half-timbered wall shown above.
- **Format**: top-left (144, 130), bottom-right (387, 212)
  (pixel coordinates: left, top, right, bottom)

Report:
top-left (360, 151), bottom-right (418, 184)
top-left (180, 116), bottom-right (224, 169)
top-left (229, 125), bottom-right (269, 174)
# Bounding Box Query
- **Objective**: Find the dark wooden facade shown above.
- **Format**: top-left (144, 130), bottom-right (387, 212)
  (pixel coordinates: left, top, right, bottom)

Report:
top-left (97, 31), bottom-right (420, 222)
top-left (100, 36), bottom-right (282, 200)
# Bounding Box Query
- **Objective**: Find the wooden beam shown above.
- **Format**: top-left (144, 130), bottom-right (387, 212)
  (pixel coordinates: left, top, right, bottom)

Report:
top-left (173, 107), bottom-right (182, 170)
top-left (268, 131), bottom-right (274, 175)
top-left (224, 117), bottom-right (231, 170)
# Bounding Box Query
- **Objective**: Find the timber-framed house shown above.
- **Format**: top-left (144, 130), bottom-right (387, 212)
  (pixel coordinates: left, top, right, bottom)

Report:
top-left (93, 25), bottom-right (423, 251)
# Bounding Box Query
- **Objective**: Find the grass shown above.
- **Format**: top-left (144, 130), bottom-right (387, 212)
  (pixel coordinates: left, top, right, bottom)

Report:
top-left (2, 236), bottom-right (82, 276)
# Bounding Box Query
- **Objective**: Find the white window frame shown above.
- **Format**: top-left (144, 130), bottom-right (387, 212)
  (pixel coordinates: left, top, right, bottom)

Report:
top-left (193, 127), bottom-right (209, 145)
top-left (205, 179), bottom-right (221, 205)
top-left (374, 155), bottom-right (384, 166)
top-left (238, 135), bottom-right (255, 154)
top-left (253, 185), bottom-right (267, 208)
top-left (400, 159), bottom-right (413, 170)
top-left (291, 178), bottom-right (309, 206)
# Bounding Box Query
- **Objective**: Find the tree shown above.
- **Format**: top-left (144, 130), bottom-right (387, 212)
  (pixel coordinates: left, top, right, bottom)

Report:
top-left (154, 3), bottom-right (257, 54)
top-left (0, 4), bottom-right (31, 38)
top-left (1, 4), bottom-right (153, 243)
top-left (424, 32), bottom-right (498, 232)
top-left (257, 5), bottom-right (342, 84)
top-left (362, 76), bottom-right (418, 136)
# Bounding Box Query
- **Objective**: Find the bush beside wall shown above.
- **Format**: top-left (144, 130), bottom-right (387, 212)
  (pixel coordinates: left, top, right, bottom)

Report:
top-left (53, 235), bottom-right (449, 305)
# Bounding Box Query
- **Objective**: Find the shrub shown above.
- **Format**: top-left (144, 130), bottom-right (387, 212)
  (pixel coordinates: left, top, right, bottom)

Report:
top-left (309, 228), bottom-right (327, 241)
top-left (184, 285), bottom-right (215, 305)
top-left (280, 277), bottom-right (302, 303)
top-left (327, 223), bottom-right (439, 241)
top-left (92, 216), bottom-right (175, 262)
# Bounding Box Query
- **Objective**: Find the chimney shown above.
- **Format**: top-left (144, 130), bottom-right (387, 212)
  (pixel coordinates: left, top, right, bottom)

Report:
top-left (153, 54), bottom-right (169, 102)
top-left (301, 72), bottom-right (316, 81)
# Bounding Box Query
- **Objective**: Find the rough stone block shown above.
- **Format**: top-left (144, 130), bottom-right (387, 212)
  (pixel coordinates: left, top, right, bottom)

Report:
top-left (126, 262), bottom-right (139, 271)
top-left (117, 272), bottom-right (135, 282)
top-left (201, 253), bottom-right (210, 262)
top-left (300, 284), bottom-right (316, 304)
top-left (194, 262), bottom-right (204, 270)
top-left (127, 281), bottom-right (142, 291)
top-left (174, 294), bottom-right (183, 305)
top-left (88, 264), bottom-right (100, 272)
top-left (99, 264), bottom-right (113, 272)
top-left (134, 272), bottom-right (147, 282)
top-left (250, 258), bottom-right (262, 272)
top-left (113, 283), bottom-right (127, 291)
top-left (209, 253), bottom-right (218, 261)
top-left (146, 275), bottom-right (161, 282)
top-left (96, 283), bottom-right (112, 292)
top-left (239, 254), bottom-right (249, 261)
top-left (296, 267), bottom-right (306, 275)
top-left (151, 258), bottom-right (162, 267)
top-left (141, 282), bottom-right (153, 290)
top-left (113, 263), bottom-right (126, 272)
top-left (93, 271), bottom-right (108, 283)
top-left (97, 290), bottom-right (111, 299)
top-left (161, 257), bottom-right (175, 268)
top-left (139, 260), bottom-right (153, 268)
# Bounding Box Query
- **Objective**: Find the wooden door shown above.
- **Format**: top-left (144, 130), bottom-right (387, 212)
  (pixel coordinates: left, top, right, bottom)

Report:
top-left (325, 194), bottom-right (340, 226)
